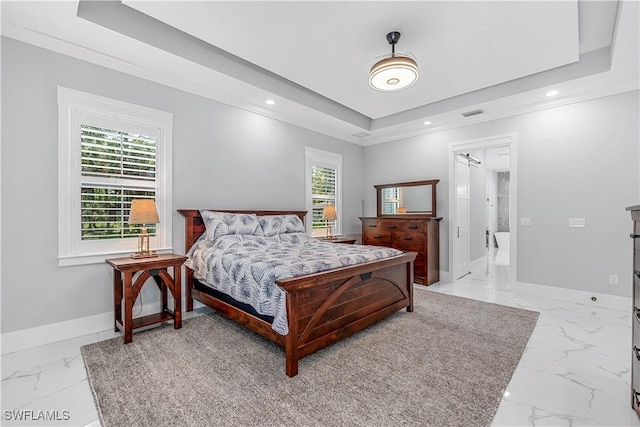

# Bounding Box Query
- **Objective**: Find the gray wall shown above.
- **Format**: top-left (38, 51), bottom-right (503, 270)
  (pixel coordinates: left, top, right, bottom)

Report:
top-left (364, 90), bottom-right (639, 297)
top-left (0, 38), bottom-right (364, 333)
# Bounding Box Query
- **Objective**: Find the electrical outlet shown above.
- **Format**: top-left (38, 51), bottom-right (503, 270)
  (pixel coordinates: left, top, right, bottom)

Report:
top-left (609, 274), bottom-right (619, 285)
top-left (520, 217), bottom-right (531, 227)
top-left (569, 218), bottom-right (586, 228)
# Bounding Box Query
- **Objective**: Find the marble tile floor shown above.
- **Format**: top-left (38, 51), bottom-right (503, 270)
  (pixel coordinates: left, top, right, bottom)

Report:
top-left (1, 249), bottom-right (639, 426)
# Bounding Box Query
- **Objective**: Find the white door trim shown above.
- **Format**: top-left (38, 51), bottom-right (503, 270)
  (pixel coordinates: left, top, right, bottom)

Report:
top-left (448, 133), bottom-right (518, 285)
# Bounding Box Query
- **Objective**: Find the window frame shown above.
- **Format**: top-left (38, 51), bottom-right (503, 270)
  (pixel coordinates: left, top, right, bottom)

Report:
top-left (58, 87), bottom-right (173, 266)
top-left (304, 147), bottom-right (342, 237)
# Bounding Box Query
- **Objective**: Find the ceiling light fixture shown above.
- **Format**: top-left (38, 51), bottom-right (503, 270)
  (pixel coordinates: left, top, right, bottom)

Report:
top-left (423, 121), bottom-right (432, 125)
top-left (545, 90), bottom-right (559, 97)
top-left (369, 31), bottom-right (419, 92)
top-left (266, 99), bottom-right (275, 105)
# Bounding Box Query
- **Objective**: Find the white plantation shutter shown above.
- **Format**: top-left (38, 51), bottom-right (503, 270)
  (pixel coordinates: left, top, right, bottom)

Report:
top-left (382, 187), bottom-right (399, 214)
top-left (311, 165), bottom-right (337, 232)
top-left (80, 125), bottom-right (157, 241)
top-left (305, 147), bottom-right (342, 237)
top-left (58, 87), bottom-right (173, 266)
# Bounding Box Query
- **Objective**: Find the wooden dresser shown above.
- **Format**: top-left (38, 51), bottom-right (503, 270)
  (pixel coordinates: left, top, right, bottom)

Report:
top-left (360, 216), bottom-right (441, 285)
top-left (628, 205), bottom-right (640, 417)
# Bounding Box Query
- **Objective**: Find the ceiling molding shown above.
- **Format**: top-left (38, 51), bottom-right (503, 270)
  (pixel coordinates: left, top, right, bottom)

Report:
top-left (2, 0), bottom-right (637, 147)
top-left (76, 0), bottom-right (372, 130)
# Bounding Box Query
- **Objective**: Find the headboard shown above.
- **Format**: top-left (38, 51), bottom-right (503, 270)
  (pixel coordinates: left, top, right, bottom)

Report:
top-left (177, 209), bottom-right (307, 252)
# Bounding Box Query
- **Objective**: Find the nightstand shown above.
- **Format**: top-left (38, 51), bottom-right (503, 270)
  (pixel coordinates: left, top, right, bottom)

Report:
top-left (317, 237), bottom-right (357, 244)
top-left (106, 253), bottom-right (187, 343)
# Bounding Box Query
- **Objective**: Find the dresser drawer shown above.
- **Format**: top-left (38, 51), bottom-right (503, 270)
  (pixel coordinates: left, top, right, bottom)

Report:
top-left (635, 306), bottom-right (640, 341)
top-left (634, 350), bottom-right (640, 391)
top-left (363, 231), bottom-right (392, 245)
top-left (392, 233), bottom-right (424, 252)
top-left (380, 220), bottom-right (405, 232)
top-left (362, 220), bottom-right (382, 232)
top-left (405, 221), bottom-right (424, 232)
top-left (635, 273), bottom-right (640, 317)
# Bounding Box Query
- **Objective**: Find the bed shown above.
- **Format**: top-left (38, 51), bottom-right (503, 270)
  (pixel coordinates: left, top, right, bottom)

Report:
top-left (179, 209), bottom-right (417, 377)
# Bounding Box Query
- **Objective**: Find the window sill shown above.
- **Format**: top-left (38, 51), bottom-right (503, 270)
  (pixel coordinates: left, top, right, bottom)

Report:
top-left (58, 247), bottom-right (174, 267)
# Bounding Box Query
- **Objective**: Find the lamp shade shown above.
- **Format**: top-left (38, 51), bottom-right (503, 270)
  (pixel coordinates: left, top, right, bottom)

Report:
top-left (322, 205), bottom-right (337, 221)
top-left (128, 199), bottom-right (159, 225)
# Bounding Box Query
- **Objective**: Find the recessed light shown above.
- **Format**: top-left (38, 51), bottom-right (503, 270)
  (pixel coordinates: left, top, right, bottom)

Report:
top-left (423, 121), bottom-right (432, 125)
top-left (266, 99), bottom-right (275, 105)
top-left (545, 90), bottom-right (559, 97)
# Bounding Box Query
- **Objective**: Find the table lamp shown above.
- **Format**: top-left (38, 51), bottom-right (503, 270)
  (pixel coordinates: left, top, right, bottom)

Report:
top-left (322, 205), bottom-right (337, 239)
top-left (128, 199), bottom-right (159, 258)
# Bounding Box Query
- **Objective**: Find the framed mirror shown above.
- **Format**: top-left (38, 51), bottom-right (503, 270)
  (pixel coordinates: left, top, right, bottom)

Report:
top-left (375, 179), bottom-right (439, 217)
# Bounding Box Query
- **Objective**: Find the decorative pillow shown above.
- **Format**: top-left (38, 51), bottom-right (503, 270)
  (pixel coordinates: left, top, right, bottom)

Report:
top-left (200, 211), bottom-right (264, 241)
top-left (259, 214), bottom-right (306, 237)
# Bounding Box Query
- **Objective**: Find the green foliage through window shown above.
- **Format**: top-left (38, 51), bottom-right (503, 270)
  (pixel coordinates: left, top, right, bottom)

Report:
top-left (311, 165), bottom-right (336, 230)
top-left (80, 125), bottom-right (156, 241)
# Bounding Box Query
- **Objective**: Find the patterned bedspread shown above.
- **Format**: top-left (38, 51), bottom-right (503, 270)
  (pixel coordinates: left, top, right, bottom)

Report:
top-left (185, 233), bottom-right (403, 335)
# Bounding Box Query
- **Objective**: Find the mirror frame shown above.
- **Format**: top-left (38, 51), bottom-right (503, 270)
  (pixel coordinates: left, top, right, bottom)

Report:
top-left (375, 179), bottom-right (439, 217)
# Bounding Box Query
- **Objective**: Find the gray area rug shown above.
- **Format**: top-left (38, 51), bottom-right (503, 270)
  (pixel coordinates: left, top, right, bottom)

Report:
top-left (81, 289), bottom-right (539, 427)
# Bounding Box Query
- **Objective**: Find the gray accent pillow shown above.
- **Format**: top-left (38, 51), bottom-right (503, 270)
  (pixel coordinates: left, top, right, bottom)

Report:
top-left (200, 211), bottom-right (264, 241)
top-left (259, 214), bottom-right (306, 237)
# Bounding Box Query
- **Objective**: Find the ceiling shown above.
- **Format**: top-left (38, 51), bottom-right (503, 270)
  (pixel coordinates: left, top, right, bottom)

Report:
top-left (2, 1), bottom-right (638, 146)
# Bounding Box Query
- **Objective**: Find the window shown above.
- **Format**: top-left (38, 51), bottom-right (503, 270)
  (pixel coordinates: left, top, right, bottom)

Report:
top-left (305, 147), bottom-right (342, 237)
top-left (382, 187), bottom-right (400, 214)
top-left (58, 87), bottom-right (173, 266)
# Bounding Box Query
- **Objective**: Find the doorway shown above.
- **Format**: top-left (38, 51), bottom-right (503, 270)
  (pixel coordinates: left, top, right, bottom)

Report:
top-left (448, 133), bottom-right (518, 284)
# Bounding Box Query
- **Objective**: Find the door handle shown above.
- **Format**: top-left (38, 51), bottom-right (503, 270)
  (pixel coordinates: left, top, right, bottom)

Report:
top-left (457, 227), bottom-right (460, 238)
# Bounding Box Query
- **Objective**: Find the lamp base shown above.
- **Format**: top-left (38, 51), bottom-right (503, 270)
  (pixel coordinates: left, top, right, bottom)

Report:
top-left (131, 251), bottom-right (158, 259)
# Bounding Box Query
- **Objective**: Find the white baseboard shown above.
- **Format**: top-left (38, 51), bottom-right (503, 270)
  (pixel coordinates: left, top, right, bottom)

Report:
top-left (1, 297), bottom-right (194, 355)
top-left (512, 280), bottom-right (631, 312)
top-left (2, 311), bottom-right (113, 355)
top-left (3, 281), bottom-right (629, 355)
top-left (438, 270), bottom-right (453, 282)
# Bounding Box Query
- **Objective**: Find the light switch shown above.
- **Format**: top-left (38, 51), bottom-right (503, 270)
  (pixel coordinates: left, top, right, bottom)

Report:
top-left (520, 218), bottom-right (531, 227)
top-left (569, 218), bottom-right (586, 228)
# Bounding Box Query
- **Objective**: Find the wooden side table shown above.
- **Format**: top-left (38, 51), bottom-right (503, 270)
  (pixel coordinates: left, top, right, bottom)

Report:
top-left (317, 237), bottom-right (357, 244)
top-left (106, 253), bottom-right (187, 343)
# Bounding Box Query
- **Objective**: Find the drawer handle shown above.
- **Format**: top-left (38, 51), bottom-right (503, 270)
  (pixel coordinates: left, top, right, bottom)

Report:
top-left (408, 225), bottom-right (418, 229)
top-left (635, 307), bottom-right (640, 321)
top-left (368, 225), bottom-right (377, 228)
top-left (373, 235), bottom-right (382, 238)
top-left (635, 390), bottom-right (640, 407)
top-left (387, 225), bottom-right (397, 229)
top-left (634, 346), bottom-right (640, 361)
top-left (402, 237), bottom-right (412, 241)
top-left (636, 270), bottom-right (640, 279)
top-left (632, 234), bottom-right (640, 239)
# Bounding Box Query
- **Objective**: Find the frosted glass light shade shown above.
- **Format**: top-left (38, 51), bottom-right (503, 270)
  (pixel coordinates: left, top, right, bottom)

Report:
top-left (369, 55), bottom-right (419, 91)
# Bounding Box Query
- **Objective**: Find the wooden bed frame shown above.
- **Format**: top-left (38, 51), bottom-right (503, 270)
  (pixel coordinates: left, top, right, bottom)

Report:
top-left (178, 209), bottom-right (417, 377)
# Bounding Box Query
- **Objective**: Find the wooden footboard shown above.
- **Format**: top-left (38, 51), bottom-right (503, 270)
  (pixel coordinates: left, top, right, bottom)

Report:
top-left (278, 252), bottom-right (415, 377)
top-left (178, 209), bottom-right (416, 377)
